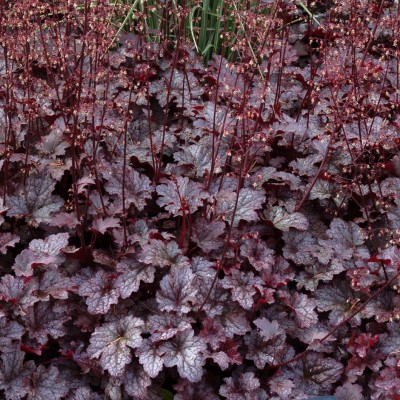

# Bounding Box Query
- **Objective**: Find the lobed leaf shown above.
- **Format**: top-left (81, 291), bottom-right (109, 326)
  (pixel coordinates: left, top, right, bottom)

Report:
top-left (87, 316), bottom-right (144, 377)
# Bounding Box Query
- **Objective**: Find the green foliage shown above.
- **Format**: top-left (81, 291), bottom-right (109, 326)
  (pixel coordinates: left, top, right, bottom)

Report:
top-left (109, 0), bottom-right (282, 63)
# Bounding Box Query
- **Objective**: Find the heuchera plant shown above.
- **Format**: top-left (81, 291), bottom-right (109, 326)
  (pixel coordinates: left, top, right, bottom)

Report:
top-left (0, 0), bottom-right (400, 399)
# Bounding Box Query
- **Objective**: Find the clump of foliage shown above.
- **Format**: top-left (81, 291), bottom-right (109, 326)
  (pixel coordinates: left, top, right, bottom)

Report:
top-left (0, 0), bottom-right (400, 399)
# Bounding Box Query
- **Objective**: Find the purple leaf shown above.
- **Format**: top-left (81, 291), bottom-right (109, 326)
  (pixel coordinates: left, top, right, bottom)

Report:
top-left (334, 382), bottom-right (364, 400)
top-left (315, 279), bottom-right (363, 326)
top-left (290, 293), bottom-right (318, 328)
top-left (200, 318), bottom-right (227, 349)
top-left (192, 256), bottom-right (216, 285)
top-left (269, 372), bottom-right (296, 398)
top-left (289, 153), bottom-right (321, 177)
top-left (174, 140), bottom-right (213, 177)
top-left (0, 233), bottom-right (19, 254)
top-left (253, 318), bottom-right (280, 339)
top-left (115, 258), bottom-right (155, 299)
top-left (31, 270), bottom-right (71, 301)
top-left (12, 233), bottom-right (69, 277)
top-left (104, 163), bottom-right (152, 211)
top-left (92, 217), bottom-right (120, 235)
top-left (283, 230), bottom-right (320, 266)
top-left (207, 55), bottom-right (245, 103)
top-left (372, 358), bottom-right (400, 399)
top-left (76, 176), bottom-right (96, 195)
top-left (6, 170), bottom-right (64, 226)
top-left (293, 322), bottom-right (336, 351)
top-left (250, 166), bottom-right (302, 190)
top-left (381, 177), bottom-right (400, 205)
top-left (309, 180), bottom-right (339, 202)
top-left (214, 306), bottom-right (251, 338)
top-left (191, 218), bottom-right (225, 252)
top-left (105, 379), bottom-right (121, 400)
top-left (0, 319), bottom-right (24, 347)
top-left (139, 239), bottom-right (190, 268)
top-left (209, 351), bottom-right (230, 371)
top-left (149, 70), bottom-right (203, 108)
top-left (156, 176), bottom-right (209, 216)
top-left (159, 329), bottom-right (207, 382)
top-left (210, 338), bottom-right (242, 370)
top-left (0, 274), bottom-right (37, 313)
top-left (319, 218), bottom-right (369, 261)
top-left (123, 364), bottom-right (152, 399)
top-left (25, 365), bottom-right (69, 400)
top-left (0, 275), bottom-right (24, 303)
top-left (45, 159), bottom-right (72, 182)
top-left (36, 129), bottom-right (69, 158)
top-left (69, 387), bottom-right (103, 400)
top-left (268, 206), bottom-right (309, 231)
top-left (49, 212), bottom-right (79, 229)
top-left (215, 187), bottom-right (265, 227)
top-left (219, 372), bottom-right (261, 400)
top-left (0, 346), bottom-right (32, 400)
top-left (174, 378), bottom-right (220, 400)
top-left (135, 339), bottom-right (165, 378)
top-left (380, 321), bottom-right (400, 356)
top-left (222, 270), bottom-right (264, 310)
top-left (91, 216), bottom-right (121, 234)
top-left (156, 265), bottom-right (198, 313)
top-left (287, 352), bottom-right (344, 395)
top-left (260, 255), bottom-right (295, 289)
top-left (295, 260), bottom-right (344, 292)
top-left (193, 103), bottom-right (234, 142)
top-left (24, 302), bottom-right (70, 345)
top-left (245, 319), bottom-right (287, 368)
top-left (13, 249), bottom-right (38, 277)
top-left (148, 314), bottom-right (193, 342)
top-left (73, 269), bottom-right (120, 315)
top-left (240, 238), bottom-right (275, 272)
top-left (346, 333), bottom-right (383, 382)
top-left (362, 291), bottom-right (400, 322)
top-left (29, 233), bottom-right (69, 261)
top-left (87, 316), bottom-right (144, 376)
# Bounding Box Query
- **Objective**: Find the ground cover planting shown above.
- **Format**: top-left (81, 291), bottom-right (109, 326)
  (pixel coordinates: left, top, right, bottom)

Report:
top-left (0, 0), bottom-right (400, 398)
